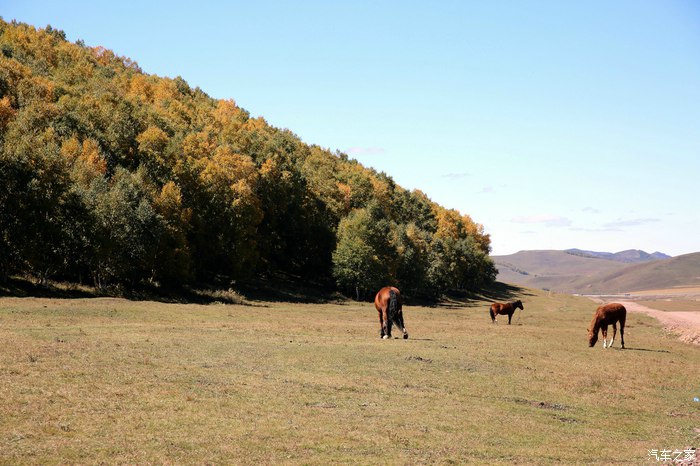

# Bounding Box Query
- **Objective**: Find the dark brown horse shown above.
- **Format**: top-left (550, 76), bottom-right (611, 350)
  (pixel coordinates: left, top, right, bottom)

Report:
top-left (489, 300), bottom-right (523, 324)
top-left (375, 286), bottom-right (408, 339)
top-left (588, 303), bottom-right (626, 348)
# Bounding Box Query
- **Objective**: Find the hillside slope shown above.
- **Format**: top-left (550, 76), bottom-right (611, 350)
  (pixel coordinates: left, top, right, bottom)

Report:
top-left (492, 250), bottom-right (627, 291)
top-left (493, 250), bottom-right (700, 293)
top-left (565, 248), bottom-right (670, 263)
top-left (0, 20), bottom-right (495, 295)
top-left (572, 252), bottom-right (700, 293)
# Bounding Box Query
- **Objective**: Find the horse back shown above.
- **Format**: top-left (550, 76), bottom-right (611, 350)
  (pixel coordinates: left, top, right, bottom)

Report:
top-left (491, 302), bottom-right (518, 315)
top-left (375, 286), bottom-right (401, 313)
top-left (596, 303), bottom-right (627, 324)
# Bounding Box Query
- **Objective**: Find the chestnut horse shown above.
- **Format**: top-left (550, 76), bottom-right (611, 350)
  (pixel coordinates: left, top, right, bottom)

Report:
top-left (489, 300), bottom-right (523, 324)
top-left (375, 286), bottom-right (408, 339)
top-left (588, 303), bottom-right (626, 349)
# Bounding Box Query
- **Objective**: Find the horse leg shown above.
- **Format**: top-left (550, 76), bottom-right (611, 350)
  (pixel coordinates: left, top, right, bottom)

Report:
top-left (610, 322), bottom-right (617, 348)
top-left (394, 311), bottom-right (408, 339)
top-left (507, 311), bottom-right (513, 325)
top-left (378, 312), bottom-right (385, 339)
top-left (601, 324), bottom-right (609, 348)
top-left (489, 307), bottom-right (496, 323)
top-left (620, 315), bottom-right (626, 349)
top-left (383, 310), bottom-right (392, 339)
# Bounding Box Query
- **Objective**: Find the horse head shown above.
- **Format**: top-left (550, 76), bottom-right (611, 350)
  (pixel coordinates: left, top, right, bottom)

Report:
top-left (587, 328), bottom-right (598, 347)
top-left (515, 300), bottom-right (524, 310)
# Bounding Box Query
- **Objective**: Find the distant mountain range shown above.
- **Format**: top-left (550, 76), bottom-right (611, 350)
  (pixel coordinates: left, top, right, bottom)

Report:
top-left (492, 249), bottom-right (700, 294)
top-left (564, 249), bottom-right (670, 263)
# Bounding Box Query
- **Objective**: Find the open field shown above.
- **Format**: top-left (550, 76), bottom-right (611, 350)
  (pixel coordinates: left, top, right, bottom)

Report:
top-left (587, 287), bottom-right (700, 346)
top-left (636, 300), bottom-right (700, 313)
top-left (1, 290), bottom-right (699, 464)
top-left (585, 287), bottom-right (700, 346)
top-left (630, 286), bottom-right (700, 298)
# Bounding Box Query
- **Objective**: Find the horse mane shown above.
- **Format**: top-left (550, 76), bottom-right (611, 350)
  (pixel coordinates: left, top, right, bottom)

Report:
top-left (588, 311), bottom-right (601, 344)
top-left (589, 312), bottom-right (600, 332)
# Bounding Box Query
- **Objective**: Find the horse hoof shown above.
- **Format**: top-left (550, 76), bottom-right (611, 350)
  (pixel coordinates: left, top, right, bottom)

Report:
top-left (403, 334), bottom-right (408, 339)
top-left (382, 335), bottom-right (389, 339)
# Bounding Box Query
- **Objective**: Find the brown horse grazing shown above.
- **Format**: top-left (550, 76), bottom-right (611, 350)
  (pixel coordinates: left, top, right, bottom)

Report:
top-left (588, 303), bottom-right (626, 349)
top-left (375, 286), bottom-right (408, 339)
top-left (489, 300), bottom-right (524, 324)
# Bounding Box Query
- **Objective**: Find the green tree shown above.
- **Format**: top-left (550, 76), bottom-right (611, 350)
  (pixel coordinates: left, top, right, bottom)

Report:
top-left (332, 204), bottom-right (395, 299)
top-left (188, 147), bottom-right (262, 280)
top-left (152, 181), bottom-right (192, 285)
top-left (0, 125), bottom-right (89, 283)
top-left (255, 140), bottom-right (334, 279)
top-left (136, 125), bottom-right (172, 181)
top-left (393, 223), bottom-right (432, 294)
top-left (88, 167), bottom-right (161, 287)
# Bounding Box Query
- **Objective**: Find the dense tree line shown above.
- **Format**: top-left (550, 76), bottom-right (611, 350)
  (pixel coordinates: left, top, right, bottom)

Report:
top-left (0, 20), bottom-right (496, 297)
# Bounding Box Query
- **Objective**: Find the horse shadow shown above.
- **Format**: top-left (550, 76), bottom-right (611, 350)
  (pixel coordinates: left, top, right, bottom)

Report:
top-left (619, 347), bottom-right (671, 354)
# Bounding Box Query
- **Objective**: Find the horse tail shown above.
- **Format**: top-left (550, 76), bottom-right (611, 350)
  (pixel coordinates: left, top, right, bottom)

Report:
top-left (388, 289), bottom-right (398, 320)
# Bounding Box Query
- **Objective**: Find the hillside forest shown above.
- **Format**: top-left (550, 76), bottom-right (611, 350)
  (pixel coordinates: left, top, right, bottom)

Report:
top-left (0, 20), bottom-right (496, 297)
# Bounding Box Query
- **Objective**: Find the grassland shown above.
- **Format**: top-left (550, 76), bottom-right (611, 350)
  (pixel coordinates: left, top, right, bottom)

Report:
top-left (632, 287), bottom-right (700, 314)
top-left (637, 299), bottom-right (700, 313)
top-left (1, 289), bottom-right (699, 464)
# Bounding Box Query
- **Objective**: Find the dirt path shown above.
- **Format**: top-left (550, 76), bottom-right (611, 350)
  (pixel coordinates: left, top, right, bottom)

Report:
top-left (618, 301), bottom-right (700, 346)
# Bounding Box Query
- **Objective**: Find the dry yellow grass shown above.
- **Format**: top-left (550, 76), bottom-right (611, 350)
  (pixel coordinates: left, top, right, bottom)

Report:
top-left (1, 291), bottom-right (698, 464)
top-left (636, 300), bottom-right (700, 313)
top-left (631, 286), bottom-right (700, 297)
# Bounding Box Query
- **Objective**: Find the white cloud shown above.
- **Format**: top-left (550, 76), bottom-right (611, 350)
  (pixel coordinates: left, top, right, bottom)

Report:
top-left (570, 226), bottom-right (621, 232)
top-left (441, 172), bottom-right (470, 180)
top-left (603, 218), bottom-right (660, 228)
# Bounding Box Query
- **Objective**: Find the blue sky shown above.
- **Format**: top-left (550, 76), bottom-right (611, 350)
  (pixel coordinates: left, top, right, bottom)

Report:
top-left (4, 1), bottom-right (700, 256)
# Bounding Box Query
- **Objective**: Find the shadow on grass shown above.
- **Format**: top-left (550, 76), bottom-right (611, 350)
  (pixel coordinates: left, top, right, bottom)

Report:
top-left (234, 274), bottom-right (345, 304)
top-left (480, 281), bottom-right (535, 300)
top-left (621, 347), bottom-right (671, 353)
top-left (1, 275), bottom-right (529, 308)
top-left (0, 277), bottom-right (98, 299)
top-left (0, 276), bottom-right (253, 306)
top-left (413, 282), bottom-right (532, 309)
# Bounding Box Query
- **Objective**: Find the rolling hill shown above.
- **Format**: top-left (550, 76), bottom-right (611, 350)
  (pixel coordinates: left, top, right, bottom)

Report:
top-left (492, 250), bottom-right (700, 293)
top-left (564, 248), bottom-right (670, 263)
top-left (572, 252), bottom-right (700, 293)
top-left (492, 250), bottom-right (627, 292)
top-left (0, 19), bottom-right (495, 296)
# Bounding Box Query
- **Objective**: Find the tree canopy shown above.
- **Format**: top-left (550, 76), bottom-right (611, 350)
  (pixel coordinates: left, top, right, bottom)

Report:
top-left (0, 19), bottom-right (496, 297)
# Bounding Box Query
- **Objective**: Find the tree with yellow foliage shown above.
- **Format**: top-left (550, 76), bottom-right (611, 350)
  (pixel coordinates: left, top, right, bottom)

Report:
top-left (0, 18), bottom-right (495, 294)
